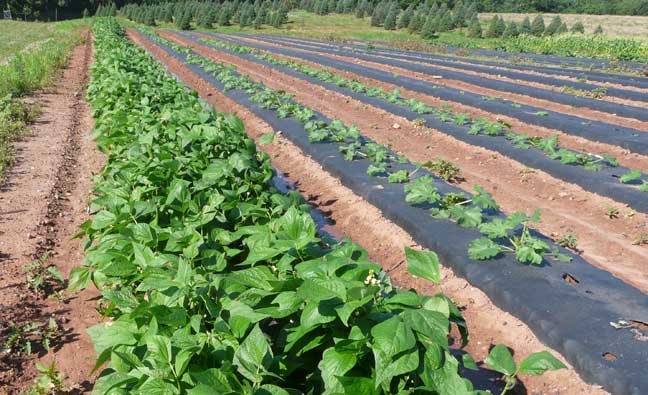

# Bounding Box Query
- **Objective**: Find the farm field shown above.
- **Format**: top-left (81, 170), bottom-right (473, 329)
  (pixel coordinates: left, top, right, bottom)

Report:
top-left (2, 11), bottom-right (648, 395)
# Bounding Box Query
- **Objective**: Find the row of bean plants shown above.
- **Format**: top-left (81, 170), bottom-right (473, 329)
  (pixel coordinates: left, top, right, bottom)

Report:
top-left (190, 34), bottom-right (648, 192)
top-left (143, 29), bottom-right (574, 266)
top-left (72, 18), bottom-right (566, 394)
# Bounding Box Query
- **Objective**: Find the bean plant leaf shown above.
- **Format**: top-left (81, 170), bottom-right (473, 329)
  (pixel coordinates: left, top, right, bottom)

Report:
top-left (405, 247), bottom-right (441, 284)
top-left (519, 351), bottom-right (566, 376)
top-left (259, 132), bottom-right (275, 145)
top-left (233, 324), bottom-right (273, 382)
top-left (485, 344), bottom-right (517, 376)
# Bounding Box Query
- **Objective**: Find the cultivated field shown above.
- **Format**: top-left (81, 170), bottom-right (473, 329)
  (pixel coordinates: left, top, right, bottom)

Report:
top-left (2, 13), bottom-right (648, 395)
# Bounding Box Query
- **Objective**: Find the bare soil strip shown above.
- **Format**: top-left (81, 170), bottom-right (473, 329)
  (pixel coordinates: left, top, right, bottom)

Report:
top-left (0, 33), bottom-right (102, 394)
top-left (129, 28), bottom-right (609, 395)
top-left (231, 35), bottom-right (648, 133)
top-left (162, 30), bottom-right (648, 295)
top-left (208, 33), bottom-right (648, 174)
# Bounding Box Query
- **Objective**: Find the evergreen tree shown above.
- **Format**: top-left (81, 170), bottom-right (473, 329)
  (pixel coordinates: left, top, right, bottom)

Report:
top-left (544, 15), bottom-right (561, 35)
top-left (343, 0), bottom-right (355, 13)
top-left (179, 10), bottom-right (191, 30)
top-left (407, 11), bottom-right (425, 33)
top-left (519, 16), bottom-right (532, 34)
top-left (571, 21), bottom-right (584, 33)
top-left (370, 4), bottom-right (382, 26)
top-left (164, 4), bottom-right (174, 22)
top-left (145, 8), bottom-right (156, 26)
top-left (531, 15), bottom-right (545, 36)
top-left (466, 15), bottom-right (482, 37)
top-left (219, 6), bottom-right (232, 25)
top-left (452, 1), bottom-right (466, 28)
top-left (495, 15), bottom-right (506, 36)
top-left (437, 9), bottom-right (453, 32)
top-left (254, 6), bottom-right (266, 27)
top-left (421, 15), bottom-right (436, 38)
top-left (502, 20), bottom-right (518, 38)
top-left (398, 5), bottom-right (414, 29)
top-left (355, 0), bottom-right (367, 18)
top-left (594, 24), bottom-right (603, 34)
top-left (335, 0), bottom-right (344, 13)
top-left (273, 3), bottom-right (288, 27)
top-left (484, 15), bottom-right (500, 38)
top-left (383, 2), bottom-right (399, 30)
top-left (557, 21), bottom-right (568, 34)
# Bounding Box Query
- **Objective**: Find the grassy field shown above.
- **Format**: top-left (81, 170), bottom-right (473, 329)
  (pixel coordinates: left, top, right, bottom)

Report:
top-left (0, 19), bottom-right (87, 178)
top-left (0, 19), bottom-right (88, 62)
top-left (480, 12), bottom-right (648, 39)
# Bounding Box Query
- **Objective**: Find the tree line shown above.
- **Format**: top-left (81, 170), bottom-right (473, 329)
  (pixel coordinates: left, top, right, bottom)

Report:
top-left (472, 14), bottom-right (603, 39)
top-left (2, 0), bottom-right (647, 21)
top-left (120, 0), bottom-right (290, 29)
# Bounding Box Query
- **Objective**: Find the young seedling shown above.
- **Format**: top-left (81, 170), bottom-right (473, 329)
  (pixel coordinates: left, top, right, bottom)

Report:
top-left (422, 158), bottom-right (461, 183)
top-left (606, 206), bottom-right (620, 219)
top-left (469, 210), bottom-right (572, 264)
top-left (620, 169), bottom-right (642, 184)
top-left (485, 344), bottom-right (566, 395)
top-left (556, 232), bottom-right (579, 252)
top-left (23, 253), bottom-right (64, 296)
top-left (23, 361), bottom-right (68, 395)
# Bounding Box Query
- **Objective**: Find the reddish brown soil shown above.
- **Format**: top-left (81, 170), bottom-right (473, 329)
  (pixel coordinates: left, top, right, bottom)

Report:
top-left (229, 35), bottom-right (648, 133)
top-left (0, 33), bottom-right (102, 394)
top-left (163, 30), bottom-right (648, 295)
top-left (129, 28), bottom-right (609, 395)
top-left (224, 34), bottom-right (648, 174)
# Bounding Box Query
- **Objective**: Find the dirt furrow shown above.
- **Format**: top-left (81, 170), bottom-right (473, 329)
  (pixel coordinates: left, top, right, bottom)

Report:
top-left (129, 28), bottom-right (608, 395)
top-left (162, 30), bottom-right (648, 295)
top-left (0, 33), bottom-right (102, 394)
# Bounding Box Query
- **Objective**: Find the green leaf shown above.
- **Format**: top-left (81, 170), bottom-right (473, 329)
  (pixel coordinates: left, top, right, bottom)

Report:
top-left (387, 170), bottom-right (409, 183)
top-left (259, 132), bottom-right (275, 145)
top-left (468, 238), bottom-right (502, 260)
top-left (519, 351), bottom-right (566, 376)
top-left (620, 169), bottom-right (642, 184)
top-left (233, 324), bottom-right (272, 382)
top-left (485, 344), bottom-right (516, 376)
top-left (405, 247), bottom-right (441, 284)
top-left (404, 176), bottom-right (440, 205)
top-left (134, 377), bottom-right (178, 395)
top-left (67, 267), bottom-right (91, 292)
top-left (91, 210), bottom-right (116, 230)
top-left (515, 245), bottom-right (544, 265)
top-left (318, 347), bottom-right (358, 393)
top-left (298, 278), bottom-right (347, 302)
top-left (461, 354), bottom-right (478, 371)
top-left (370, 316), bottom-right (415, 358)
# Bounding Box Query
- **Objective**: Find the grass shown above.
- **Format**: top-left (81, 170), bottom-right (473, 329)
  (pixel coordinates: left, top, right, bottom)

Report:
top-left (0, 18), bottom-right (88, 178)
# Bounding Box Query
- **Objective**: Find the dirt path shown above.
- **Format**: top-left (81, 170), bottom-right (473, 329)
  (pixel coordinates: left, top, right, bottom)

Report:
top-left (0, 33), bottom-right (102, 394)
top-left (223, 34), bottom-right (648, 174)
top-left (129, 28), bottom-right (608, 395)
top-left (161, 30), bottom-right (648, 296)
top-left (229, 35), bottom-right (648, 134)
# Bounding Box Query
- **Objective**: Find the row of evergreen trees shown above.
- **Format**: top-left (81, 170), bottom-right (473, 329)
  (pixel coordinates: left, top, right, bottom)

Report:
top-left (120, 0), bottom-right (290, 30)
top-left (474, 14), bottom-right (603, 39)
top-left (94, 3), bottom-right (116, 17)
top-left (298, 0), bottom-right (480, 39)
